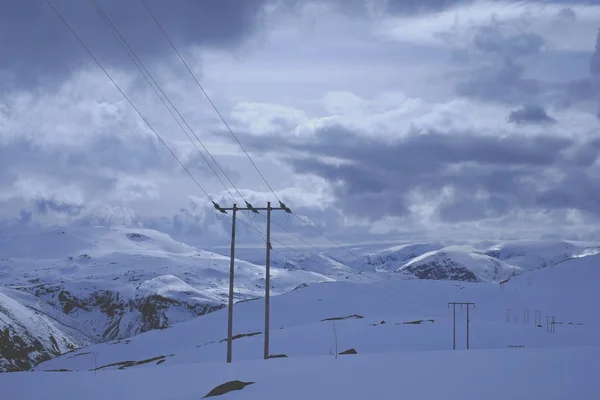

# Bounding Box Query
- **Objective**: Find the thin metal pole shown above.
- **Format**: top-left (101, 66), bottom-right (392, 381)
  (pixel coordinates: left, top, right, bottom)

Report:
top-left (226, 204), bottom-right (237, 363)
top-left (264, 202), bottom-right (272, 360)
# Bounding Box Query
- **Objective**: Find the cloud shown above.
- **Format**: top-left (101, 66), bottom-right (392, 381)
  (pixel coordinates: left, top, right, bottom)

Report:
top-left (562, 29), bottom-right (600, 118)
top-left (379, 1), bottom-right (600, 51)
top-left (508, 105), bottom-right (557, 125)
top-left (590, 29), bottom-right (600, 118)
top-left (35, 197), bottom-right (85, 217)
top-left (453, 21), bottom-right (549, 104)
top-left (3, 0), bottom-right (600, 245)
top-left (233, 85), bottom-right (600, 240)
top-left (0, 0), bottom-right (273, 89)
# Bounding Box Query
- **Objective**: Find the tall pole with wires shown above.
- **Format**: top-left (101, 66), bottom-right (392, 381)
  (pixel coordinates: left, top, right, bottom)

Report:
top-left (264, 202), bottom-right (272, 360)
top-left (138, 0), bottom-right (443, 309)
top-left (226, 204), bottom-right (237, 363)
top-left (221, 202), bottom-right (291, 363)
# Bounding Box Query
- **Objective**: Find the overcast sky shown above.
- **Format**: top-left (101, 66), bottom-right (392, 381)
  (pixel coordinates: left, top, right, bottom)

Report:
top-left (1, 0), bottom-right (599, 247)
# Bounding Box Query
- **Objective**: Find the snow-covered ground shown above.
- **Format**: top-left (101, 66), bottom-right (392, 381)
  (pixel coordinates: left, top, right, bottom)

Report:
top-left (0, 225), bottom-right (333, 370)
top-left (2, 347), bottom-right (597, 400)
top-left (32, 253), bottom-right (600, 371)
top-left (1, 224), bottom-right (599, 373)
top-left (1, 252), bottom-right (598, 398)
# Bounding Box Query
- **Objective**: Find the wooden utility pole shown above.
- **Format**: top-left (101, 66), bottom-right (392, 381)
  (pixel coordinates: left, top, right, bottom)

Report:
top-left (226, 204), bottom-right (237, 363)
top-left (449, 302), bottom-right (456, 349)
top-left (448, 302), bottom-right (475, 350)
top-left (466, 302), bottom-right (474, 349)
top-left (220, 201), bottom-right (291, 363)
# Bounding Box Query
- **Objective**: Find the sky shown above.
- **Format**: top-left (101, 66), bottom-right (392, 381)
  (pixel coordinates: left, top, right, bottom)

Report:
top-left (1, 0), bottom-right (600, 248)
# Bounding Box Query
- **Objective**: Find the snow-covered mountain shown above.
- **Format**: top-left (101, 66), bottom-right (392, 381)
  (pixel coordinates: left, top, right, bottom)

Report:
top-left (395, 250), bottom-right (523, 282)
top-left (0, 286), bottom-right (89, 372)
top-left (2, 224), bottom-right (600, 373)
top-left (0, 225), bottom-right (332, 371)
top-left (483, 240), bottom-right (600, 270)
top-left (32, 253), bottom-right (600, 374)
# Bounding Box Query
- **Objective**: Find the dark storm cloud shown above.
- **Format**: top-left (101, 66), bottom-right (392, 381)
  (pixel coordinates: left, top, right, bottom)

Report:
top-left (384, 0), bottom-right (474, 15)
top-left (284, 0), bottom-right (473, 15)
top-left (35, 197), bottom-right (85, 216)
top-left (590, 29), bottom-right (600, 118)
top-left (563, 29), bottom-right (600, 118)
top-left (0, 0), bottom-right (269, 88)
top-left (591, 29), bottom-right (600, 77)
top-left (457, 21), bottom-right (600, 120)
top-left (508, 105), bottom-right (557, 125)
top-left (0, 134), bottom-right (214, 197)
top-left (455, 24), bottom-right (548, 104)
top-left (245, 124), bottom-right (600, 222)
top-left (472, 27), bottom-right (546, 59)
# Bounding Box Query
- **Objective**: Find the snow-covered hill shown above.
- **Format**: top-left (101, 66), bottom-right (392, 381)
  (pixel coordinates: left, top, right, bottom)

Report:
top-left (231, 239), bottom-right (598, 283)
top-left (483, 240), bottom-right (600, 270)
top-left (395, 250), bottom-right (523, 282)
top-left (1, 224), bottom-right (599, 372)
top-left (7, 252), bottom-right (595, 396)
top-left (33, 253), bottom-right (600, 371)
top-left (0, 225), bottom-right (332, 371)
top-left (0, 286), bottom-right (89, 372)
top-left (3, 347), bottom-right (598, 400)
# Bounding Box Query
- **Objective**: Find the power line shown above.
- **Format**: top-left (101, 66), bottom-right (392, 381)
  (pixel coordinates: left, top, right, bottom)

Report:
top-left (87, 0), bottom-right (271, 245)
top-left (137, 0), bottom-right (426, 291)
top-left (50, 0), bottom-right (439, 323)
top-left (44, 0), bottom-right (217, 207)
top-left (139, 0), bottom-right (282, 204)
top-left (88, 0), bottom-right (248, 208)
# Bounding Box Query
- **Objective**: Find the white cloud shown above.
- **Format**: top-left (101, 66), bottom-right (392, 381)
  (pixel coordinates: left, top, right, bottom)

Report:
top-left (2, 0), bottom-right (600, 245)
top-left (378, 1), bottom-right (600, 52)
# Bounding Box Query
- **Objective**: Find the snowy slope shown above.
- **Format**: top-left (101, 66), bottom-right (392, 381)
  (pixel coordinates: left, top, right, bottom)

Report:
top-left (3, 254), bottom-right (598, 397)
top-left (351, 242), bottom-right (447, 272)
top-left (0, 286), bottom-right (89, 372)
top-left (483, 240), bottom-right (600, 270)
top-left (395, 250), bottom-right (523, 282)
top-left (230, 239), bottom-right (598, 282)
top-left (34, 254), bottom-right (600, 372)
top-left (0, 225), bottom-right (332, 371)
top-left (2, 347), bottom-right (598, 400)
top-left (2, 224), bottom-right (599, 372)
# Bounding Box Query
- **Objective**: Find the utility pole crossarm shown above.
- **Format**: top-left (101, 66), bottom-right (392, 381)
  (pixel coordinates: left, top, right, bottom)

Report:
top-left (220, 206), bottom-right (291, 212)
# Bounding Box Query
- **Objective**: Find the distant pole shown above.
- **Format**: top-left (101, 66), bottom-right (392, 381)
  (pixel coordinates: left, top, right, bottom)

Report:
top-left (466, 303), bottom-right (471, 349)
top-left (448, 302), bottom-right (474, 350)
top-left (226, 204), bottom-right (237, 363)
top-left (448, 302), bottom-right (456, 350)
top-left (506, 308), bottom-right (511, 323)
top-left (263, 202), bottom-right (272, 360)
top-left (453, 303), bottom-right (456, 350)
